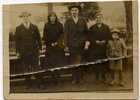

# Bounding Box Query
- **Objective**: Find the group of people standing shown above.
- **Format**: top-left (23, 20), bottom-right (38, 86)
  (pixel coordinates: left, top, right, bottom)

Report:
top-left (15, 4), bottom-right (127, 90)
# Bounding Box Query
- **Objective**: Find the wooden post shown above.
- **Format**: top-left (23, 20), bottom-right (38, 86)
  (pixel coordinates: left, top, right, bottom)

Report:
top-left (48, 3), bottom-right (53, 14)
top-left (123, 1), bottom-right (132, 33)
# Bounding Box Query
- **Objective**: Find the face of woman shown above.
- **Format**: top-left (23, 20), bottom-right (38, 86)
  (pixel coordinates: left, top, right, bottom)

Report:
top-left (95, 15), bottom-right (103, 24)
top-left (50, 14), bottom-right (56, 22)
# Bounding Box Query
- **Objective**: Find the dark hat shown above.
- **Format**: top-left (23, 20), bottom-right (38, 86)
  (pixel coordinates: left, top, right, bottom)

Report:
top-left (19, 12), bottom-right (31, 18)
top-left (110, 28), bottom-right (121, 36)
top-left (68, 3), bottom-right (81, 11)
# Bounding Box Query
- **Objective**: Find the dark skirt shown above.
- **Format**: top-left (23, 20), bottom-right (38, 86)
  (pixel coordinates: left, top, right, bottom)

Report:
top-left (88, 44), bottom-right (107, 62)
top-left (45, 46), bottom-right (66, 70)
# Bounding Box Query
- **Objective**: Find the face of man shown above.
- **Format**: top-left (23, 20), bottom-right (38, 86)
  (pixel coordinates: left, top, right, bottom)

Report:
top-left (21, 15), bottom-right (30, 23)
top-left (95, 15), bottom-right (103, 24)
top-left (50, 14), bottom-right (56, 22)
top-left (71, 7), bottom-right (79, 17)
top-left (112, 33), bottom-right (119, 40)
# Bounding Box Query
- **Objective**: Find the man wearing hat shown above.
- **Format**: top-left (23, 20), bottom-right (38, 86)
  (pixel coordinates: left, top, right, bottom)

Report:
top-left (15, 12), bottom-right (45, 89)
top-left (64, 3), bottom-right (88, 84)
top-left (88, 13), bottom-right (110, 83)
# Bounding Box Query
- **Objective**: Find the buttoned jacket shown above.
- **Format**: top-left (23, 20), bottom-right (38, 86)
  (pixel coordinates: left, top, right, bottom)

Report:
top-left (106, 39), bottom-right (127, 57)
top-left (64, 17), bottom-right (88, 47)
top-left (15, 23), bottom-right (42, 56)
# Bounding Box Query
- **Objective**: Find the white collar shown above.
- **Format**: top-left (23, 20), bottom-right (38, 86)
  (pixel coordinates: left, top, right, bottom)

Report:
top-left (23, 22), bottom-right (30, 29)
top-left (72, 16), bottom-right (78, 24)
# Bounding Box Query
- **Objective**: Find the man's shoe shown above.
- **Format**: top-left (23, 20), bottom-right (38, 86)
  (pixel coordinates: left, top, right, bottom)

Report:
top-left (109, 79), bottom-right (115, 86)
top-left (119, 81), bottom-right (124, 86)
top-left (110, 82), bottom-right (115, 86)
top-left (102, 78), bottom-right (108, 83)
top-left (25, 84), bottom-right (31, 89)
top-left (95, 80), bottom-right (99, 84)
top-left (39, 85), bottom-right (46, 89)
top-left (79, 79), bottom-right (84, 84)
top-left (72, 79), bottom-right (77, 85)
top-left (51, 80), bottom-right (55, 86)
top-left (103, 80), bottom-right (108, 83)
top-left (57, 81), bottom-right (61, 86)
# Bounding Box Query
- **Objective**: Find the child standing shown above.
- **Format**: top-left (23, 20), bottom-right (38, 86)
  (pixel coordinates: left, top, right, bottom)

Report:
top-left (106, 28), bottom-right (127, 86)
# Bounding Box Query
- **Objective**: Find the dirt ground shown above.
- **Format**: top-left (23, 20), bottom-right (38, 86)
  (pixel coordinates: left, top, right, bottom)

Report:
top-left (10, 64), bottom-right (133, 93)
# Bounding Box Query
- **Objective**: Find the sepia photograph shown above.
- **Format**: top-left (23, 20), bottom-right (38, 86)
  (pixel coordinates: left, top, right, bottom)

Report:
top-left (3, 0), bottom-right (138, 99)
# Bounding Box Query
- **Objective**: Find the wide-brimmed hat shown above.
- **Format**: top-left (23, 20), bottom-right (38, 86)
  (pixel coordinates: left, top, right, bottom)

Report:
top-left (19, 12), bottom-right (31, 18)
top-left (95, 13), bottom-right (103, 18)
top-left (110, 28), bottom-right (121, 36)
top-left (68, 3), bottom-right (81, 11)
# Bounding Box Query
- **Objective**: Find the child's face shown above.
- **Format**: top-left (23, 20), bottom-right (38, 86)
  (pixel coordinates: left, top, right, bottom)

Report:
top-left (112, 33), bottom-right (119, 40)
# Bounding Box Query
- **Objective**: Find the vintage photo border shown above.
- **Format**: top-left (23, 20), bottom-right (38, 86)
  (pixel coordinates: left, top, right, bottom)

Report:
top-left (3, 0), bottom-right (138, 99)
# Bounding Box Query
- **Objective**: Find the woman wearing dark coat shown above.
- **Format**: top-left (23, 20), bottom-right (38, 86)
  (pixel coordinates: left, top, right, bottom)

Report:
top-left (43, 12), bottom-right (65, 86)
top-left (88, 13), bottom-right (110, 83)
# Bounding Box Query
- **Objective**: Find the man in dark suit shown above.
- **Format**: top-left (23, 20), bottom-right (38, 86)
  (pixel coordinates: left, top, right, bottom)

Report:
top-left (15, 12), bottom-right (45, 89)
top-left (64, 4), bottom-right (88, 84)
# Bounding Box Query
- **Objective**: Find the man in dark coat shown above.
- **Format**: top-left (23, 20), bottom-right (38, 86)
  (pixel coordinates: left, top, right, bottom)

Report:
top-left (88, 13), bottom-right (110, 83)
top-left (64, 4), bottom-right (88, 84)
top-left (15, 12), bottom-right (45, 89)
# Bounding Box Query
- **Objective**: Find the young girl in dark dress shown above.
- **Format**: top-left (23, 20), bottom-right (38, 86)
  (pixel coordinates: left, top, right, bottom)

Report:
top-left (43, 12), bottom-right (65, 86)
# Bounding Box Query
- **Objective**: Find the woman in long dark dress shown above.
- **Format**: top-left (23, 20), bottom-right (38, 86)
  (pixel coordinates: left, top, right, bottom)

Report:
top-left (43, 12), bottom-right (65, 86)
top-left (88, 13), bottom-right (110, 83)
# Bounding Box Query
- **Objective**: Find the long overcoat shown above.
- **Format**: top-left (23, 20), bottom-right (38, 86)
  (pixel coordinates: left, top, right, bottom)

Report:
top-left (15, 23), bottom-right (42, 72)
top-left (43, 22), bottom-right (66, 69)
top-left (88, 23), bottom-right (110, 61)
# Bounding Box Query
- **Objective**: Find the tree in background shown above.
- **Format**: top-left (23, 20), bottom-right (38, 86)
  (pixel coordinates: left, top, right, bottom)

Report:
top-left (62, 2), bottom-right (101, 21)
top-left (123, 1), bottom-right (133, 46)
top-left (79, 2), bottom-right (101, 21)
top-left (123, 1), bottom-right (132, 33)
